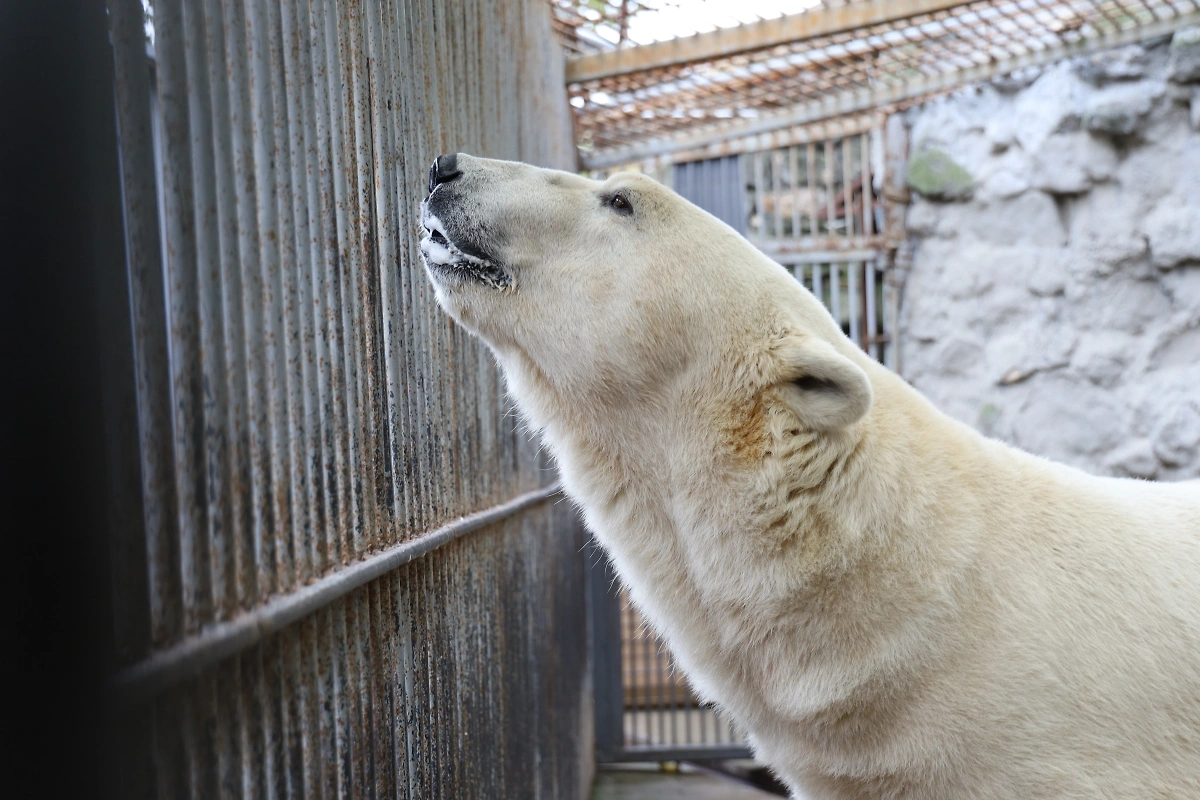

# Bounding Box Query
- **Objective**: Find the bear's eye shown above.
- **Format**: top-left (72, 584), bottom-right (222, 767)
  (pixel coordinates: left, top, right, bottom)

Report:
top-left (608, 192), bottom-right (633, 215)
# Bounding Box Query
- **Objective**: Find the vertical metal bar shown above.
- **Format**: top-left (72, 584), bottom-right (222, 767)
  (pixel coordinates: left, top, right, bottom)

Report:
top-left (186, 0), bottom-right (236, 628)
top-left (279, 629), bottom-right (305, 800)
top-left (315, 0), bottom-right (354, 567)
top-left (656, 632), bottom-right (666, 747)
top-left (842, 136), bottom-right (855, 238)
top-left (830, 262), bottom-right (842, 333)
top-left (260, 638), bottom-right (287, 800)
top-left (152, 693), bottom-right (188, 799)
top-left (264, 0), bottom-right (302, 596)
top-left (268, 0), bottom-right (312, 593)
top-left (212, 661), bottom-right (241, 799)
top-left (867, 260), bottom-right (880, 361)
top-left (110, 0), bottom-right (176, 651)
top-left (800, 142), bottom-right (812, 239)
top-left (368, 0), bottom-right (406, 552)
top-left (303, 0), bottom-right (339, 575)
top-left (346, 0), bottom-right (386, 558)
top-left (156, 0), bottom-right (213, 636)
top-left (589, 542), bottom-right (623, 762)
top-left (668, 651), bottom-right (678, 748)
top-left (823, 140), bottom-right (836, 239)
top-left (861, 131), bottom-right (874, 238)
top-left (813, 261), bottom-right (824, 308)
top-left (788, 145), bottom-right (801, 241)
top-left (404, 0), bottom-right (435, 537)
top-left (222, 0), bottom-right (273, 608)
top-left (731, 155), bottom-right (746, 235)
top-left (381, 0), bottom-right (420, 544)
top-left (771, 148), bottom-right (784, 244)
top-left (281, 0), bottom-right (320, 585)
top-left (329, 0), bottom-right (368, 565)
top-left (884, 272), bottom-right (898, 372)
top-left (752, 151), bottom-right (765, 240)
top-left (849, 261), bottom-right (861, 347)
top-left (640, 607), bottom-right (653, 745)
top-left (245, 0), bottom-right (292, 599)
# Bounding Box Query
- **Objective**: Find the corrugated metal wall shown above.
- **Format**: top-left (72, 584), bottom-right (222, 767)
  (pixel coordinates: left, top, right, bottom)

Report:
top-left (106, 0), bottom-right (589, 797)
top-left (673, 156), bottom-right (745, 234)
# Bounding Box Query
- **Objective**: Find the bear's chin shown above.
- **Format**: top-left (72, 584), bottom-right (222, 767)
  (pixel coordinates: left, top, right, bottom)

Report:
top-left (419, 234), bottom-right (512, 292)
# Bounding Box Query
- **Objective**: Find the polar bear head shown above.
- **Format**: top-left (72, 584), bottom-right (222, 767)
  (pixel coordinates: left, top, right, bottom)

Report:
top-left (420, 153), bottom-right (873, 437)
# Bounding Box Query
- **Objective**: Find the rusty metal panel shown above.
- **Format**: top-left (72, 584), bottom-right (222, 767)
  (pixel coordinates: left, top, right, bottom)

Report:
top-left (107, 0), bottom-right (586, 796)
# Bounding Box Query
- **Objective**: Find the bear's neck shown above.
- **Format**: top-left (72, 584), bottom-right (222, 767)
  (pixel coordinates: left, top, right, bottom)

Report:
top-left (504, 348), bottom-right (1002, 726)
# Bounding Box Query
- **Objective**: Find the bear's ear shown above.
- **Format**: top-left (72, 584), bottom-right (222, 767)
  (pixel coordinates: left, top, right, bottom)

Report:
top-left (774, 336), bottom-right (873, 431)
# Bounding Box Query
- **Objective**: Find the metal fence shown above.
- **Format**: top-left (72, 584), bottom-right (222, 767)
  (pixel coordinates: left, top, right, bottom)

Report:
top-left (104, 0), bottom-right (590, 797)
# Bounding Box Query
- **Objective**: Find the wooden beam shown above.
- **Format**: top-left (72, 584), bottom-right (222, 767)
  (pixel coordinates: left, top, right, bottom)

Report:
top-left (565, 0), bottom-right (971, 83)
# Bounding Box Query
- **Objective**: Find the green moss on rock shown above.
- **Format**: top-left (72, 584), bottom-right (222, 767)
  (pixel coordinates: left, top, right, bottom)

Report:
top-left (907, 148), bottom-right (974, 201)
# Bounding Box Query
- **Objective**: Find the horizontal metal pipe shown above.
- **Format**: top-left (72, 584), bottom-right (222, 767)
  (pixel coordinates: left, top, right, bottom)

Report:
top-left (770, 248), bottom-right (882, 265)
top-left (114, 482), bottom-right (563, 702)
top-left (604, 745), bottom-right (754, 763)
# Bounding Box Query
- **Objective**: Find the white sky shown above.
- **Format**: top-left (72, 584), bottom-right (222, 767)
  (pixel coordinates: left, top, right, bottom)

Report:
top-left (607, 0), bottom-right (822, 45)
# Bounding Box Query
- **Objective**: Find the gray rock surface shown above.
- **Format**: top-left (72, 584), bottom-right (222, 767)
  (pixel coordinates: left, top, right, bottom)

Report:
top-left (1077, 45), bottom-right (1149, 84)
top-left (1169, 26), bottom-right (1200, 83)
top-left (1083, 82), bottom-right (1160, 136)
top-left (899, 40), bottom-right (1200, 481)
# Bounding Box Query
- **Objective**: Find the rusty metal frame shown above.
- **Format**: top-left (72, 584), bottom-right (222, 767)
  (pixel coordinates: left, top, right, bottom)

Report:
top-left (570, 0), bottom-right (1200, 168)
top-left (566, 0), bottom-right (972, 82)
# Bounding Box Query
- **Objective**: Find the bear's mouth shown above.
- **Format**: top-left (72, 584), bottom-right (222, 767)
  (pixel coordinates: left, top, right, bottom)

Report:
top-left (419, 205), bottom-right (512, 291)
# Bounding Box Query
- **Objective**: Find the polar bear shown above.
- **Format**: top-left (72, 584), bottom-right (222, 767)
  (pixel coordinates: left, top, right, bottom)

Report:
top-left (419, 153), bottom-right (1200, 799)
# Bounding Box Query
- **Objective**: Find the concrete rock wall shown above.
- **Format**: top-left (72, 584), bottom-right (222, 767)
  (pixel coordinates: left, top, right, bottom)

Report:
top-left (898, 30), bottom-right (1200, 481)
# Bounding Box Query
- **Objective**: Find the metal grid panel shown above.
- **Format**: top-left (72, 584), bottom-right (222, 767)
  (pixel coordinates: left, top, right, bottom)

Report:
top-left (617, 589), bottom-right (745, 756)
top-left (108, 0), bottom-right (585, 796)
top-left (569, 0), bottom-right (1200, 164)
top-left (789, 260), bottom-right (891, 363)
top-left (741, 121), bottom-right (883, 253)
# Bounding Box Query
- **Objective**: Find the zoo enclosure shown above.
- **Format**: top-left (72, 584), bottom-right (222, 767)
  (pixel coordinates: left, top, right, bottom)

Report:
top-left (103, 0), bottom-right (589, 798)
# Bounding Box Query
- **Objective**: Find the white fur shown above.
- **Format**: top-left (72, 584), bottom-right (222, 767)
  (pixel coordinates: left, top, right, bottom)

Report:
top-left (422, 155), bottom-right (1200, 799)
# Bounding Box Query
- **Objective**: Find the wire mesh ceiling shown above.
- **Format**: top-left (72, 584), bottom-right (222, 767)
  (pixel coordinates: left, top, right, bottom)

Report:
top-left (565, 0), bottom-right (1200, 166)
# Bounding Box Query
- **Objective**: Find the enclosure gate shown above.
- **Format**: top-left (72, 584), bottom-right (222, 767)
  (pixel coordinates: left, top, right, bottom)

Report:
top-left (590, 114), bottom-right (904, 764)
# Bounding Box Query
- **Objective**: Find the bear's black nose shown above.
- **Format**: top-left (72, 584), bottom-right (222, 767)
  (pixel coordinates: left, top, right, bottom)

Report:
top-left (428, 154), bottom-right (461, 196)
